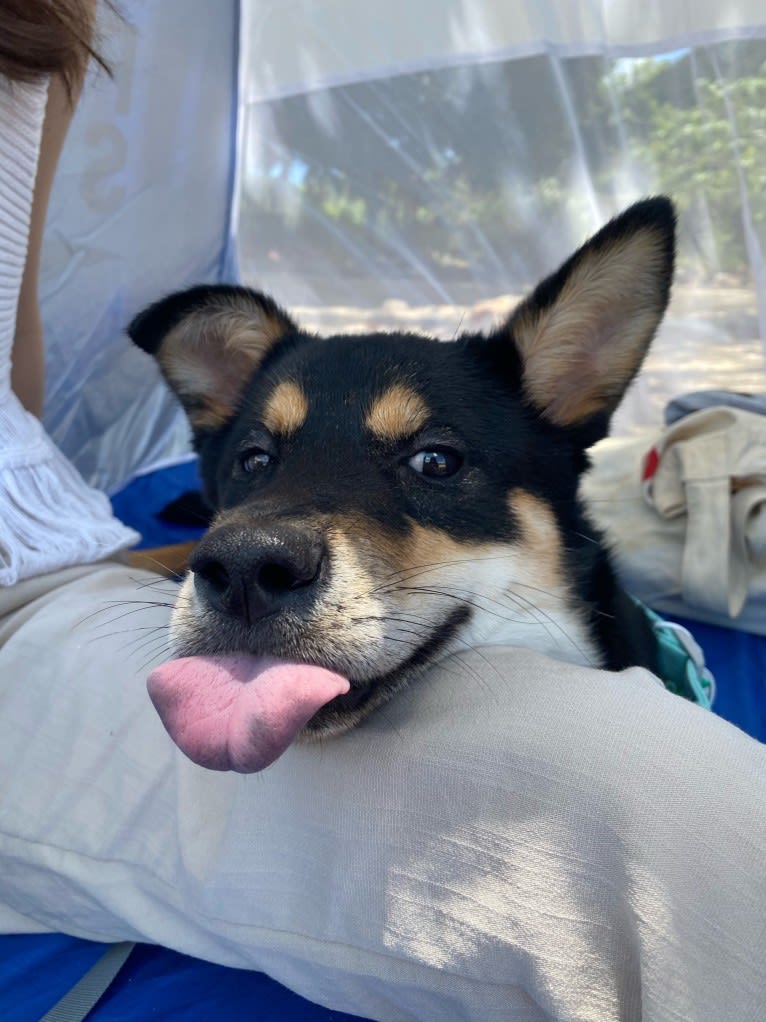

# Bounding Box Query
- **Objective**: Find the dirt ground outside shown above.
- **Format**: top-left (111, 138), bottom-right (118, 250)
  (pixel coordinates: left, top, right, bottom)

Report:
top-left (244, 275), bottom-right (765, 435)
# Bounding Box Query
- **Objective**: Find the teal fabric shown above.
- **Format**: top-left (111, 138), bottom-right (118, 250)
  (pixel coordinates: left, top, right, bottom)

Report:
top-left (640, 603), bottom-right (716, 709)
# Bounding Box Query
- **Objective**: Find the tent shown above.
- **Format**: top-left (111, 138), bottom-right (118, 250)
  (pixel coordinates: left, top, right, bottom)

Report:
top-left (3, 1), bottom-right (765, 1018)
top-left (43, 0), bottom-right (766, 495)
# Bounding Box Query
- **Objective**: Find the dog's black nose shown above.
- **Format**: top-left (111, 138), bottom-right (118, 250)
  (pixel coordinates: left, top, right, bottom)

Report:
top-left (189, 523), bottom-right (325, 624)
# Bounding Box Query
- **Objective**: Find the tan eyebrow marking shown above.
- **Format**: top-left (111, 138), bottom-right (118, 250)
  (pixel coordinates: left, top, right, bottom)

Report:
top-left (262, 380), bottom-right (310, 436)
top-left (365, 384), bottom-right (430, 442)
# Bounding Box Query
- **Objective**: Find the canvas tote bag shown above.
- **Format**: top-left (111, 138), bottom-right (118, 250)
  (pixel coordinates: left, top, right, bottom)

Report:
top-left (581, 406), bottom-right (766, 636)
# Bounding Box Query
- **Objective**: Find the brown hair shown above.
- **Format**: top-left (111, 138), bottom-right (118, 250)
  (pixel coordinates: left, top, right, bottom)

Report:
top-left (0, 0), bottom-right (110, 94)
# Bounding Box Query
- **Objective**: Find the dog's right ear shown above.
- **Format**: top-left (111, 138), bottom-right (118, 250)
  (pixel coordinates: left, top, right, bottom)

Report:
top-left (128, 284), bottom-right (297, 431)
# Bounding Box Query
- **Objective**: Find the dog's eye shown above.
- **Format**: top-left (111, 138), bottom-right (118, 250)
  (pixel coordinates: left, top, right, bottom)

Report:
top-left (407, 448), bottom-right (462, 479)
top-left (239, 449), bottom-right (272, 474)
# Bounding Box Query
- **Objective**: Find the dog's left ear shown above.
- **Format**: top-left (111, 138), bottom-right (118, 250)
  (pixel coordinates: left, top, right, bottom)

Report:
top-left (501, 196), bottom-right (675, 428)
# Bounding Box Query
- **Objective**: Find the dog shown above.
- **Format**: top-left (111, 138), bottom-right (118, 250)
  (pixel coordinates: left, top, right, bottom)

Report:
top-left (128, 197), bottom-right (674, 772)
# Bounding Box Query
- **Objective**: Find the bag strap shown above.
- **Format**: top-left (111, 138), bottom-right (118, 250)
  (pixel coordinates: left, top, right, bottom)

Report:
top-left (644, 409), bottom-right (766, 620)
top-left (672, 431), bottom-right (736, 617)
top-left (665, 426), bottom-right (766, 619)
top-left (39, 942), bottom-right (136, 1022)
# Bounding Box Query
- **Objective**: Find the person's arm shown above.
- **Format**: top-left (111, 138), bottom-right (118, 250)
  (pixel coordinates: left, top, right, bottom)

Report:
top-left (10, 72), bottom-right (82, 418)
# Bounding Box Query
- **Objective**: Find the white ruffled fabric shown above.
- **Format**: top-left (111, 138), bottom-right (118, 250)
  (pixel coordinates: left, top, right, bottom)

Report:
top-left (0, 393), bottom-right (139, 584)
top-left (0, 79), bottom-right (138, 586)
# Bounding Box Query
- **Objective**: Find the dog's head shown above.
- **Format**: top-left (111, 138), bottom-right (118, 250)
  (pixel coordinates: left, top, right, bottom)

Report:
top-left (129, 198), bottom-right (674, 770)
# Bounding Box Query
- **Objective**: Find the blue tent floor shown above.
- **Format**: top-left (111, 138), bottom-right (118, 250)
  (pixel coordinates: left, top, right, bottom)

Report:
top-left (1, 936), bottom-right (365, 1022)
top-left (2, 459), bottom-right (763, 1020)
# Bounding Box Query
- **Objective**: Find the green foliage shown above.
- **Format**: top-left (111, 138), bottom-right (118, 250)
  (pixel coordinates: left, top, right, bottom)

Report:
top-left (609, 57), bottom-right (766, 275)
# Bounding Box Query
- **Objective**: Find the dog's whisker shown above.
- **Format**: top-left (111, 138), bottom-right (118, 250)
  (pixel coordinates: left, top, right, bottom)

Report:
top-left (370, 553), bottom-right (529, 593)
top-left (132, 633), bottom-right (177, 666)
top-left (74, 602), bottom-right (176, 636)
top-left (129, 571), bottom-right (190, 592)
top-left (136, 646), bottom-right (177, 673)
top-left (497, 588), bottom-right (598, 666)
top-left (87, 623), bottom-right (171, 643)
top-left (378, 562), bottom-right (570, 608)
top-left (386, 581), bottom-right (596, 666)
top-left (390, 573), bottom-right (584, 622)
top-left (79, 603), bottom-right (176, 632)
top-left (400, 584), bottom-right (539, 621)
top-left (350, 612), bottom-right (430, 636)
top-left (451, 310), bottom-right (466, 340)
top-left (79, 631), bottom-right (175, 674)
top-left (435, 643), bottom-right (504, 701)
top-left (572, 531), bottom-right (601, 547)
top-left (132, 578), bottom-right (185, 596)
top-left (388, 583), bottom-right (535, 625)
top-left (127, 556), bottom-right (189, 577)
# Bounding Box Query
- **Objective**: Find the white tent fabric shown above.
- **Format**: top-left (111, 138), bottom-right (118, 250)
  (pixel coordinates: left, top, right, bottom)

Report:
top-left (41, 0), bottom-right (239, 494)
top-left (239, 3), bottom-right (766, 442)
top-left (242, 0), bottom-right (766, 99)
top-left (40, 0), bottom-right (766, 494)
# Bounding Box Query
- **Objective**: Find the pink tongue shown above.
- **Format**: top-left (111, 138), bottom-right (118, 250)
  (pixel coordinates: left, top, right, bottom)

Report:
top-left (147, 655), bottom-right (350, 773)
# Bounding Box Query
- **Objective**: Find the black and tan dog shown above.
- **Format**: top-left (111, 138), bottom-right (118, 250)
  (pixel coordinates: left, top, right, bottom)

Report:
top-left (129, 197), bottom-right (674, 772)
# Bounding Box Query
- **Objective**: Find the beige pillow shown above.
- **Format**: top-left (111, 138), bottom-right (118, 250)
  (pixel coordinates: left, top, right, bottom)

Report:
top-left (1, 563), bottom-right (765, 1020)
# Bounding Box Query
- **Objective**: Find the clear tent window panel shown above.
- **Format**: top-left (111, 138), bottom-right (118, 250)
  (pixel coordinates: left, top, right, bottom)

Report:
top-left (238, 16), bottom-right (766, 434)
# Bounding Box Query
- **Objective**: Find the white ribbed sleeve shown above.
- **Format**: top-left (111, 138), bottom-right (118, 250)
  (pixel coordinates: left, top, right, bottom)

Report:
top-left (0, 79), bottom-right (138, 584)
